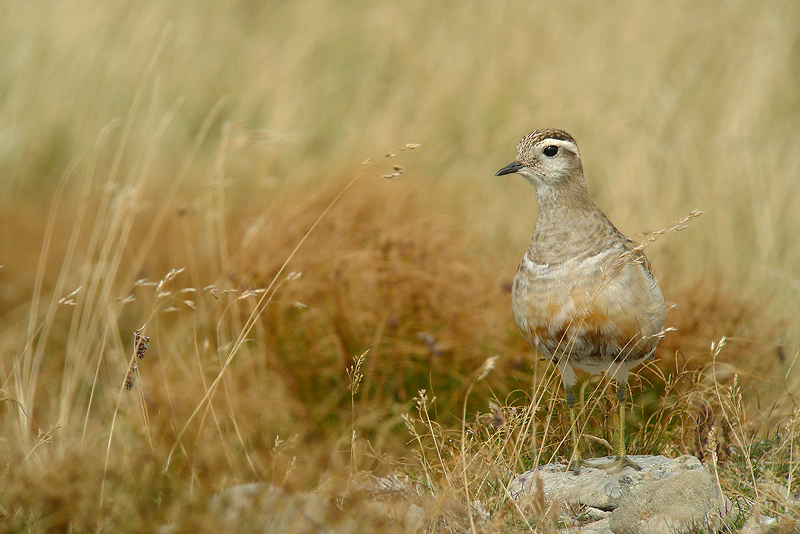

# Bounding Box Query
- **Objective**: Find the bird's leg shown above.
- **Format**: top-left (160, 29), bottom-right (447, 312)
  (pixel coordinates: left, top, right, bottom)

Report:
top-left (613, 380), bottom-right (642, 471)
top-left (564, 387), bottom-right (582, 474)
top-left (555, 363), bottom-right (584, 473)
top-left (592, 380), bottom-right (642, 473)
top-left (616, 382), bottom-right (628, 459)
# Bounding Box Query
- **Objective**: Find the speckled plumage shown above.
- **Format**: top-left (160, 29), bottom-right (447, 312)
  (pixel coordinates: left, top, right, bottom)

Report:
top-left (518, 128), bottom-right (576, 148)
top-left (496, 128), bottom-right (667, 472)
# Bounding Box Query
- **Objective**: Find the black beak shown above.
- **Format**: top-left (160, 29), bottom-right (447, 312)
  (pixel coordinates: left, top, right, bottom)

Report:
top-left (495, 161), bottom-right (523, 176)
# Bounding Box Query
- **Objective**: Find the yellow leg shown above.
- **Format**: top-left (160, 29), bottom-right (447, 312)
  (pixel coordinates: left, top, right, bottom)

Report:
top-left (565, 387), bottom-right (582, 474)
top-left (593, 381), bottom-right (641, 473)
top-left (617, 382), bottom-right (627, 459)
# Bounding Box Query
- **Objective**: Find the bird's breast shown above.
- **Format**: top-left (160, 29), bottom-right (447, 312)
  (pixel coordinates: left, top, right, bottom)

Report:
top-left (512, 249), bottom-right (665, 372)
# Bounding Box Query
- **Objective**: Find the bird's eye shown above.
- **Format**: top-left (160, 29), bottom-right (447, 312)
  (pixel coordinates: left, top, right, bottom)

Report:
top-left (543, 145), bottom-right (559, 157)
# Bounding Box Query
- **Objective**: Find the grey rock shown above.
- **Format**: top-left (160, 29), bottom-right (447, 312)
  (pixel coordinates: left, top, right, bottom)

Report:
top-left (570, 517), bottom-right (612, 534)
top-left (209, 482), bottom-right (336, 533)
top-left (207, 477), bottom-right (490, 534)
top-left (738, 513), bottom-right (778, 534)
top-left (739, 512), bottom-right (800, 534)
top-left (583, 507), bottom-right (612, 522)
top-left (609, 468), bottom-right (732, 534)
top-left (510, 455), bottom-right (734, 534)
top-left (509, 455), bottom-right (703, 510)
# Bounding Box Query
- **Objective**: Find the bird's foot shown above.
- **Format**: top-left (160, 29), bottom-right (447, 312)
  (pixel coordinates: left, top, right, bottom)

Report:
top-left (585, 455), bottom-right (641, 474)
top-left (554, 453), bottom-right (585, 475)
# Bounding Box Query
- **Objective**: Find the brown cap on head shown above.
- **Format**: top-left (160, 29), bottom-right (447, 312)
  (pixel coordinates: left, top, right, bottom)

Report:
top-left (518, 129), bottom-right (576, 151)
top-left (495, 129), bottom-right (579, 177)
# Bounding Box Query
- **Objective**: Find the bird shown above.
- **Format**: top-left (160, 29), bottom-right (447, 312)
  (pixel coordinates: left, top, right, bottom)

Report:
top-left (496, 128), bottom-right (666, 474)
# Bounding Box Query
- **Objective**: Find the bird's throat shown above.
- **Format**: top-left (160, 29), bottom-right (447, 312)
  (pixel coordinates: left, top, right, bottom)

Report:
top-left (530, 186), bottom-right (610, 263)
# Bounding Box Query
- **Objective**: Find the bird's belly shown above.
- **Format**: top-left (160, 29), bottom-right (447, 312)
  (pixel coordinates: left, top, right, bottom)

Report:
top-left (511, 254), bottom-right (665, 372)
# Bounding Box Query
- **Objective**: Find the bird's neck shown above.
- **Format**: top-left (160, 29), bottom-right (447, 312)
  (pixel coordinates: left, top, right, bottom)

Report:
top-left (529, 183), bottom-right (614, 262)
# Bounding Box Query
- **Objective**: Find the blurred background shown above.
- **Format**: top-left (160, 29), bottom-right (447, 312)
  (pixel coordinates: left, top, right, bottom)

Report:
top-left (1, 0), bottom-right (798, 531)
top-left (2, 1), bottom-right (798, 292)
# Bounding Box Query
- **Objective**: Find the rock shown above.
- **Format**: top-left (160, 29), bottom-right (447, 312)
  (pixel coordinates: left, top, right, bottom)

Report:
top-left (739, 513), bottom-right (780, 534)
top-left (572, 517), bottom-right (612, 534)
top-left (209, 482), bottom-right (336, 533)
top-left (510, 455), bottom-right (700, 510)
top-left (584, 507), bottom-right (612, 522)
top-left (509, 455), bottom-right (734, 534)
top-left (609, 469), bottom-right (732, 534)
top-left (206, 476), bottom-right (490, 534)
top-left (352, 475), bottom-right (490, 532)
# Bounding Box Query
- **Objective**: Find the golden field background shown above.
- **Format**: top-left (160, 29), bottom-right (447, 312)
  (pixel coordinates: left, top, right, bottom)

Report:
top-left (1, 0), bottom-right (799, 531)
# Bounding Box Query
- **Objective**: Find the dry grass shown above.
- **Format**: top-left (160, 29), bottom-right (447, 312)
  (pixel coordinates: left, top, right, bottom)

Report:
top-left (1, 0), bottom-right (799, 532)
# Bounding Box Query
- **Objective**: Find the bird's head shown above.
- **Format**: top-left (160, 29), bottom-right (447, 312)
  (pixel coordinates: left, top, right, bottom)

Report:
top-left (496, 129), bottom-right (584, 192)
